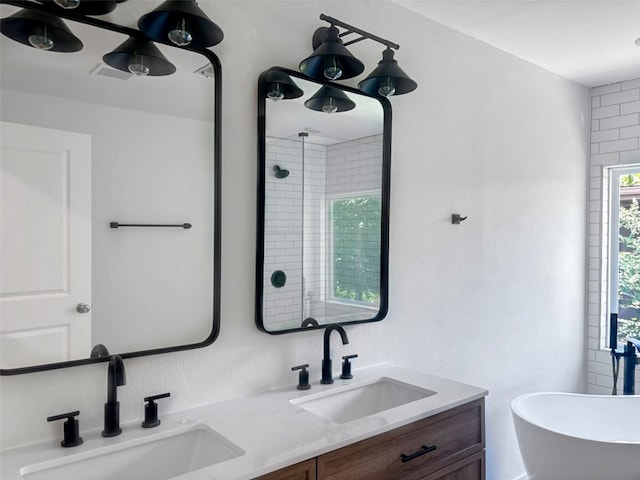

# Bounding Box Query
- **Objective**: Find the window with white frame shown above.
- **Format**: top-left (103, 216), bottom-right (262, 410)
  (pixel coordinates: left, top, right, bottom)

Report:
top-left (328, 193), bottom-right (381, 307)
top-left (607, 165), bottom-right (640, 347)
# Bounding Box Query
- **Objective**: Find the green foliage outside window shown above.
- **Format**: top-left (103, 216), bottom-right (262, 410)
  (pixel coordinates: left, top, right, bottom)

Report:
top-left (331, 196), bottom-right (381, 304)
top-left (617, 174), bottom-right (640, 340)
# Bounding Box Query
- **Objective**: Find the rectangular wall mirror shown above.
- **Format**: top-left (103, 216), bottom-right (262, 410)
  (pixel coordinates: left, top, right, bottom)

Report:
top-left (256, 67), bottom-right (391, 334)
top-left (0, 0), bottom-right (221, 374)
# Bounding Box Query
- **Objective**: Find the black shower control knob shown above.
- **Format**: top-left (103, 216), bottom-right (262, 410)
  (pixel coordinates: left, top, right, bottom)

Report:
top-left (271, 270), bottom-right (287, 288)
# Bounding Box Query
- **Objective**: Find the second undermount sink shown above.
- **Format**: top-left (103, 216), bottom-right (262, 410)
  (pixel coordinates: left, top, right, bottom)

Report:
top-left (291, 377), bottom-right (436, 424)
top-left (20, 424), bottom-right (244, 480)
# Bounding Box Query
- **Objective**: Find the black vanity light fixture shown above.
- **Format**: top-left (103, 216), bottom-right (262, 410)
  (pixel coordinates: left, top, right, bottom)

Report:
top-left (0, 8), bottom-right (82, 51)
top-left (299, 14), bottom-right (417, 97)
top-left (358, 47), bottom-right (418, 97)
top-left (265, 69), bottom-right (304, 101)
top-left (2, 0), bottom-right (225, 79)
top-left (299, 24), bottom-right (365, 81)
top-left (304, 85), bottom-right (356, 114)
top-left (36, 0), bottom-right (122, 16)
top-left (103, 36), bottom-right (176, 77)
top-left (137, 0), bottom-right (223, 49)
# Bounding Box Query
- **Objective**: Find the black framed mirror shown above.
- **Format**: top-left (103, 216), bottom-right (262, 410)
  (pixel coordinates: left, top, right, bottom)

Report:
top-left (0, 0), bottom-right (221, 374)
top-left (256, 67), bottom-right (391, 334)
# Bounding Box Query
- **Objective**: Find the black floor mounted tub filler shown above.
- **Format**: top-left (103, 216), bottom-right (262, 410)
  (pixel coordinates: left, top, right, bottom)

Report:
top-left (610, 313), bottom-right (640, 395)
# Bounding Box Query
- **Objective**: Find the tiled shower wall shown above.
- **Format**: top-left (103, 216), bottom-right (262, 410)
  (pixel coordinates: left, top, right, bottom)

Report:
top-left (587, 78), bottom-right (640, 394)
top-left (263, 134), bottom-right (382, 331)
top-left (263, 137), bottom-right (323, 331)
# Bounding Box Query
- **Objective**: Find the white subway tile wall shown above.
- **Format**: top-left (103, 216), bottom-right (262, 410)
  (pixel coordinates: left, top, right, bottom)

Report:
top-left (262, 135), bottom-right (383, 331)
top-left (588, 78), bottom-right (640, 394)
top-left (264, 138), bottom-right (306, 331)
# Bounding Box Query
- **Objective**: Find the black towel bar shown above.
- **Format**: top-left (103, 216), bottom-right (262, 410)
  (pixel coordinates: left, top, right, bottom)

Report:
top-left (110, 222), bottom-right (192, 229)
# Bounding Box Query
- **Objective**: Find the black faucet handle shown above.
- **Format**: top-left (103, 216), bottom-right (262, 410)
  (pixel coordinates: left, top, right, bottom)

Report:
top-left (340, 354), bottom-right (358, 380)
top-left (142, 392), bottom-right (171, 428)
top-left (144, 392), bottom-right (171, 402)
top-left (47, 411), bottom-right (83, 448)
top-left (291, 364), bottom-right (311, 390)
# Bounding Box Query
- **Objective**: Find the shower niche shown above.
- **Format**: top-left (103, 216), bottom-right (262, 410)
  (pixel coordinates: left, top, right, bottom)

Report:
top-left (256, 67), bottom-right (391, 334)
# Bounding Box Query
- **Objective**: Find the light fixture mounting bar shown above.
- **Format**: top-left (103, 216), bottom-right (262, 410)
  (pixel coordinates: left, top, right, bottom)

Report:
top-left (319, 13), bottom-right (400, 50)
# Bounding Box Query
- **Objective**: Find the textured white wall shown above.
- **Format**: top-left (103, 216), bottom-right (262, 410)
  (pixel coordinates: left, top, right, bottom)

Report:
top-left (0, 2), bottom-right (589, 479)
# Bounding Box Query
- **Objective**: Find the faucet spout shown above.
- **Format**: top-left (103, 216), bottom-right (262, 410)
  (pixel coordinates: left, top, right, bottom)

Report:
top-left (107, 354), bottom-right (126, 404)
top-left (102, 355), bottom-right (126, 437)
top-left (323, 324), bottom-right (348, 361)
top-left (321, 325), bottom-right (349, 384)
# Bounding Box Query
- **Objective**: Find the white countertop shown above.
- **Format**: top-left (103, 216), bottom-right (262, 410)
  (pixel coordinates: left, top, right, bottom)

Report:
top-left (0, 364), bottom-right (488, 480)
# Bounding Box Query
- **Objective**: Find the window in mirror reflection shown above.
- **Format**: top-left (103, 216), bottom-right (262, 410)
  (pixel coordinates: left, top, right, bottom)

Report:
top-left (330, 193), bottom-right (381, 308)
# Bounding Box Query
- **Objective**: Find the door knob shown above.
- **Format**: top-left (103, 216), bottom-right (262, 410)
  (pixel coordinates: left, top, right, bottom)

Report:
top-left (76, 303), bottom-right (91, 313)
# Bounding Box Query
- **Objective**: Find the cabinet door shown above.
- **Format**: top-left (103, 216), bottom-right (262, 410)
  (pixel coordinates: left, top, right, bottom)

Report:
top-left (317, 399), bottom-right (484, 480)
top-left (254, 458), bottom-right (316, 480)
top-left (421, 451), bottom-right (485, 480)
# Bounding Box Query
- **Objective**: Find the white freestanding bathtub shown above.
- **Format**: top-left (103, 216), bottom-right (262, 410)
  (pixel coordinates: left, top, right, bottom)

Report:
top-left (511, 392), bottom-right (640, 480)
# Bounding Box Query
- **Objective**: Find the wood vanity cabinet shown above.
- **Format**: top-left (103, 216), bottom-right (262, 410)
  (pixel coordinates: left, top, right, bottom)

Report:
top-left (256, 398), bottom-right (484, 480)
top-left (255, 459), bottom-right (316, 480)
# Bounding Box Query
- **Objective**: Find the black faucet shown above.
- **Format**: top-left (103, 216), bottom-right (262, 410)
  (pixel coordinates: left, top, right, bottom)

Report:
top-left (321, 325), bottom-right (349, 384)
top-left (102, 355), bottom-right (126, 437)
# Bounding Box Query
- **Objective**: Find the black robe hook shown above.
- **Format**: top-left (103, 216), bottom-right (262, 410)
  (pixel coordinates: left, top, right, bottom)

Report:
top-left (451, 214), bottom-right (467, 224)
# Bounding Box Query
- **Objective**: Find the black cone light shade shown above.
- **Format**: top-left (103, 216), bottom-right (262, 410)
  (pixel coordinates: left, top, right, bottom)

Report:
top-left (265, 70), bottom-right (304, 101)
top-left (304, 86), bottom-right (356, 114)
top-left (138, 0), bottom-right (223, 49)
top-left (37, 0), bottom-right (120, 16)
top-left (0, 9), bottom-right (82, 52)
top-left (299, 25), bottom-right (365, 81)
top-left (358, 48), bottom-right (417, 97)
top-left (103, 37), bottom-right (176, 76)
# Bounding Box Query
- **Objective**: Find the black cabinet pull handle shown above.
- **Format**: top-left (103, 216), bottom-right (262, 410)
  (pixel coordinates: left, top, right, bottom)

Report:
top-left (400, 444), bottom-right (437, 463)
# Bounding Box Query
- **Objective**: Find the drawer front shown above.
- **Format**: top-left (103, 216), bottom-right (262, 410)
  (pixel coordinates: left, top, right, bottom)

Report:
top-left (254, 458), bottom-right (316, 480)
top-left (421, 450), bottom-right (485, 480)
top-left (317, 398), bottom-right (484, 480)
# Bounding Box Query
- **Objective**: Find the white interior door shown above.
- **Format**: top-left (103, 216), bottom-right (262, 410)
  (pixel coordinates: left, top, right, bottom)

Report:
top-left (0, 121), bottom-right (91, 369)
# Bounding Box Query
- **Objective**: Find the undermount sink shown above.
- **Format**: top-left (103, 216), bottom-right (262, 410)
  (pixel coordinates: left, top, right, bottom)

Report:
top-left (291, 377), bottom-right (436, 423)
top-left (20, 424), bottom-right (244, 480)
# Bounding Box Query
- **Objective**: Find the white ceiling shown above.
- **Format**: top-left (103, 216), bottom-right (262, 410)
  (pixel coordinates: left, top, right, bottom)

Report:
top-left (392, 0), bottom-right (640, 87)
